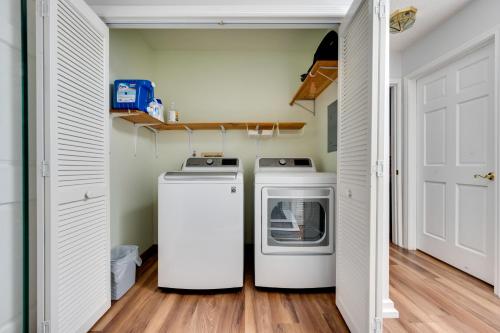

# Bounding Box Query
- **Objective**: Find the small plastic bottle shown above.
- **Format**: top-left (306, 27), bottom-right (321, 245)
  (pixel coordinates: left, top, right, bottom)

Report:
top-left (167, 102), bottom-right (179, 123)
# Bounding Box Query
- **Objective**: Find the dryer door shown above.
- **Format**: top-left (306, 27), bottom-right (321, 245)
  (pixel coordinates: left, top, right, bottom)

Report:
top-left (261, 187), bottom-right (334, 254)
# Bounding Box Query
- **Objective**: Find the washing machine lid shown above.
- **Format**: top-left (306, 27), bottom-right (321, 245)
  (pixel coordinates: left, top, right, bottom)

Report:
top-left (159, 171), bottom-right (243, 184)
top-left (159, 157), bottom-right (244, 183)
top-left (165, 171), bottom-right (237, 180)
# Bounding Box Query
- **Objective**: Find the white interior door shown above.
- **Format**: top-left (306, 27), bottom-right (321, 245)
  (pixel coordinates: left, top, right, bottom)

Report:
top-left (336, 0), bottom-right (388, 332)
top-left (39, 0), bottom-right (110, 332)
top-left (417, 43), bottom-right (495, 284)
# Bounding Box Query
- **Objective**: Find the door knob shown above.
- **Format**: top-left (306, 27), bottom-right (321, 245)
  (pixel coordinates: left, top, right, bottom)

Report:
top-left (474, 172), bottom-right (495, 181)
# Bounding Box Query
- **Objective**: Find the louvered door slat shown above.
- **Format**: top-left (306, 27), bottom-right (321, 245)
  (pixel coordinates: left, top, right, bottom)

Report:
top-left (44, 0), bottom-right (109, 332)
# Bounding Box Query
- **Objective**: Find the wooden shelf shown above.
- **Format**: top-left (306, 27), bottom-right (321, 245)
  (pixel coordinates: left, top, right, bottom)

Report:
top-left (290, 60), bottom-right (338, 106)
top-left (110, 109), bottom-right (305, 131)
top-left (110, 109), bottom-right (163, 125)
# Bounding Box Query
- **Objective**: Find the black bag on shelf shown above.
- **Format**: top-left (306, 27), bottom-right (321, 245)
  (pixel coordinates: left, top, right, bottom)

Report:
top-left (300, 30), bottom-right (339, 82)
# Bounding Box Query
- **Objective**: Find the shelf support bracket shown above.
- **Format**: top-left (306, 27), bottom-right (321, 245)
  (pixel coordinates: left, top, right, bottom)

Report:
top-left (184, 126), bottom-right (194, 156)
top-left (144, 127), bottom-right (159, 158)
top-left (132, 123), bottom-right (158, 157)
top-left (294, 100), bottom-right (315, 116)
top-left (220, 125), bottom-right (226, 155)
top-left (110, 110), bottom-right (161, 158)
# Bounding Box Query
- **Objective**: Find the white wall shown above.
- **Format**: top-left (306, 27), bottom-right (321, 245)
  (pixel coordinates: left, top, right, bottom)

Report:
top-left (0, 0), bottom-right (23, 332)
top-left (401, 0), bottom-right (500, 76)
top-left (389, 50), bottom-right (402, 79)
top-left (109, 29), bottom-right (329, 244)
top-left (109, 30), bottom-right (157, 253)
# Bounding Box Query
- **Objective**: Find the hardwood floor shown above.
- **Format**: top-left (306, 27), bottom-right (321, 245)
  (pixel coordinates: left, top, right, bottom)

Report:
top-left (91, 246), bottom-right (500, 333)
top-left (385, 245), bottom-right (500, 332)
top-left (90, 251), bottom-right (349, 333)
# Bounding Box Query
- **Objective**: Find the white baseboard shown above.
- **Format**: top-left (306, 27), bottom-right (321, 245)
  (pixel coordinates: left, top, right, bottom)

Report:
top-left (382, 298), bottom-right (399, 318)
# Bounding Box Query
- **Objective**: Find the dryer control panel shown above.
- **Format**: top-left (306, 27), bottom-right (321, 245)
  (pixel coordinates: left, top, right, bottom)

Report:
top-left (258, 158), bottom-right (313, 168)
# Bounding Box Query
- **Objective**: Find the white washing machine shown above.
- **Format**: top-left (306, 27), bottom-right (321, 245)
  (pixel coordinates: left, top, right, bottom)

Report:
top-left (158, 157), bottom-right (244, 289)
top-left (254, 157), bottom-right (336, 288)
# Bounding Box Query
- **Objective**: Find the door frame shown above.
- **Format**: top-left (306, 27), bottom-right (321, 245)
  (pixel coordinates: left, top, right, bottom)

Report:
top-left (389, 79), bottom-right (403, 247)
top-left (35, 1), bottom-right (394, 330)
top-left (84, 4), bottom-right (348, 27)
top-left (403, 27), bottom-right (500, 295)
top-left (36, 3), bottom-right (47, 331)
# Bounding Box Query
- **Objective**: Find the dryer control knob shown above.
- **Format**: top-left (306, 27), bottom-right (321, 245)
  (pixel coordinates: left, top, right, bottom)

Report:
top-left (206, 159), bottom-right (214, 165)
top-left (279, 159), bottom-right (287, 166)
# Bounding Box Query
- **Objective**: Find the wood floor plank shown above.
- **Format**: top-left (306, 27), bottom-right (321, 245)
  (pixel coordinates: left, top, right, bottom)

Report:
top-left (244, 275), bottom-right (257, 333)
top-left (387, 245), bottom-right (500, 333)
top-left (142, 293), bottom-right (180, 333)
top-left (90, 245), bottom-right (500, 333)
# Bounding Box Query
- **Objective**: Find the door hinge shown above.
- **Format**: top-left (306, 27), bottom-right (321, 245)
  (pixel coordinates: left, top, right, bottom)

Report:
top-left (41, 160), bottom-right (50, 177)
top-left (39, 0), bottom-right (49, 17)
top-left (373, 317), bottom-right (382, 333)
top-left (41, 320), bottom-right (50, 333)
top-left (375, 0), bottom-right (386, 19)
top-left (374, 160), bottom-right (384, 177)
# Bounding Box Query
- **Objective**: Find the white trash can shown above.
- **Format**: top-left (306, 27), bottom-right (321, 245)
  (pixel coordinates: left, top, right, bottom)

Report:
top-left (111, 245), bottom-right (142, 300)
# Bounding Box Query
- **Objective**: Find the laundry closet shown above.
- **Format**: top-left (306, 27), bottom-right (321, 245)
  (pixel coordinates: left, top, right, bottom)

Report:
top-left (36, 1), bottom-right (390, 332)
top-left (108, 28), bottom-right (336, 250)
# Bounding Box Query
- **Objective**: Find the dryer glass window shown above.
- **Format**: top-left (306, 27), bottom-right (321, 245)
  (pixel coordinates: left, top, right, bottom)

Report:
top-left (267, 198), bottom-right (329, 247)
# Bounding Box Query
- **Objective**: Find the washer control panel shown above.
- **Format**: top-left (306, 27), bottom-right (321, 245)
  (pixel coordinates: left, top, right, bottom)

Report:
top-left (259, 158), bottom-right (313, 168)
top-left (185, 158), bottom-right (239, 168)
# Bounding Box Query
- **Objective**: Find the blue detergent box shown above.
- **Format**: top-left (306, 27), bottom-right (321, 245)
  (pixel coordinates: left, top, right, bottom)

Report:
top-left (113, 80), bottom-right (155, 112)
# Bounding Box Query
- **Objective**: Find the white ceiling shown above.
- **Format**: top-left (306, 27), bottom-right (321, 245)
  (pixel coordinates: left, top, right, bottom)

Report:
top-left (390, 0), bottom-right (472, 51)
top-left (129, 29), bottom-right (329, 52)
top-left (88, 0), bottom-right (473, 52)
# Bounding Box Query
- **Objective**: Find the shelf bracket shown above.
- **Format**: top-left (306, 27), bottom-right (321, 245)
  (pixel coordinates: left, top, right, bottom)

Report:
top-left (293, 100), bottom-right (315, 116)
top-left (220, 125), bottom-right (226, 155)
top-left (145, 127), bottom-right (159, 158)
top-left (184, 126), bottom-right (194, 156)
top-left (132, 123), bottom-right (158, 157)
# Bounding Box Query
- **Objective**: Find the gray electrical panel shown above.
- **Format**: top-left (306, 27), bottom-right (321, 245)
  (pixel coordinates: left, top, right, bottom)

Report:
top-left (327, 101), bottom-right (338, 152)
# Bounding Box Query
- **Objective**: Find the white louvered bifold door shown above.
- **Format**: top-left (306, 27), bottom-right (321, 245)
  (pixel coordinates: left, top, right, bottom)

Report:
top-left (42, 0), bottom-right (110, 332)
top-left (336, 0), bottom-right (388, 332)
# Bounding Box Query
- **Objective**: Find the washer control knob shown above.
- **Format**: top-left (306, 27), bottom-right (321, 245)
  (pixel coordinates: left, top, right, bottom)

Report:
top-left (206, 159), bottom-right (214, 165)
top-left (279, 159), bottom-right (287, 166)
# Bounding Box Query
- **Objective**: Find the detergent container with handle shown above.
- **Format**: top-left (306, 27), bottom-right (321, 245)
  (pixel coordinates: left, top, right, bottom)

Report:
top-left (113, 80), bottom-right (155, 112)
